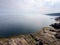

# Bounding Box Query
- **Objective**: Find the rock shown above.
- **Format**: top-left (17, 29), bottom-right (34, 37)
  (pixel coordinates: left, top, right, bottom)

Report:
top-left (50, 23), bottom-right (60, 29)
top-left (55, 33), bottom-right (60, 39)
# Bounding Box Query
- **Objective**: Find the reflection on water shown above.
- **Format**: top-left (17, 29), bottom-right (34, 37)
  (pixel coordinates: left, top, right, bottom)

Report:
top-left (0, 14), bottom-right (56, 37)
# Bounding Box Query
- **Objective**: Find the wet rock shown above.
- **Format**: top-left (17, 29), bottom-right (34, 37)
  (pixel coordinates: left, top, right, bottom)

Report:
top-left (50, 23), bottom-right (60, 29)
top-left (36, 41), bottom-right (43, 45)
top-left (50, 30), bottom-right (56, 32)
top-left (55, 33), bottom-right (60, 39)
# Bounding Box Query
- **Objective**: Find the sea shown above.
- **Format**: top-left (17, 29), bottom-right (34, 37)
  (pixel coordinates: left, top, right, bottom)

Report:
top-left (0, 14), bottom-right (57, 37)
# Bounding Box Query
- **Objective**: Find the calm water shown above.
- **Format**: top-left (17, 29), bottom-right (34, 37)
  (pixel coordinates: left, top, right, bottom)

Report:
top-left (0, 14), bottom-right (56, 37)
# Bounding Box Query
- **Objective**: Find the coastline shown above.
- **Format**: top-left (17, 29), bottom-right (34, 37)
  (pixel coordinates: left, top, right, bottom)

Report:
top-left (0, 27), bottom-right (60, 45)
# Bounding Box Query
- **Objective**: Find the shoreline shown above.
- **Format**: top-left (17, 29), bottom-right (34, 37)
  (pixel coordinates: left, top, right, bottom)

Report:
top-left (0, 27), bottom-right (60, 45)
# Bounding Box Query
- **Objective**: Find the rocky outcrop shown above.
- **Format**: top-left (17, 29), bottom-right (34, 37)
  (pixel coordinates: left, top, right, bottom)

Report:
top-left (0, 27), bottom-right (60, 45)
top-left (50, 23), bottom-right (60, 29)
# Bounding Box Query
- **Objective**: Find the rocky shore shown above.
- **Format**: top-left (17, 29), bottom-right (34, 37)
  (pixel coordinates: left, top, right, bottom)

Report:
top-left (0, 27), bottom-right (60, 45)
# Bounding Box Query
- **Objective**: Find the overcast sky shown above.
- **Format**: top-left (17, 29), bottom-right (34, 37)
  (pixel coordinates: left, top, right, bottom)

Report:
top-left (0, 0), bottom-right (60, 15)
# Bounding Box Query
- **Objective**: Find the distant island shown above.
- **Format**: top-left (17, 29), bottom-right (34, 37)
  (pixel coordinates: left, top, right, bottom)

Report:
top-left (46, 13), bottom-right (60, 16)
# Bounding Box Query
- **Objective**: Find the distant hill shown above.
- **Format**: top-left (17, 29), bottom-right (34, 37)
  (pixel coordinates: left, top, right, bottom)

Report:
top-left (46, 13), bottom-right (60, 16)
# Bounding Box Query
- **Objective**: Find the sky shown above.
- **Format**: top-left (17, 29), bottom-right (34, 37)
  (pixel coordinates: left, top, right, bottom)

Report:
top-left (0, 0), bottom-right (60, 15)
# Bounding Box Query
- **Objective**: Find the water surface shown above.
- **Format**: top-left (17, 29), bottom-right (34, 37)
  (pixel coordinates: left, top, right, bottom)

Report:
top-left (0, 14), bottom-right (56, 37)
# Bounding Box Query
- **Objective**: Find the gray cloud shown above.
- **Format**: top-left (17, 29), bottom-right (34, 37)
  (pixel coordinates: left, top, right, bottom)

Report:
top-left (0, 0), bottom-right (60, 14)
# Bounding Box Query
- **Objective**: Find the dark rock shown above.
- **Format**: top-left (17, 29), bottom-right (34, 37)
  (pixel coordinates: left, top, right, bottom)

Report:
top-left (55, 33), bottom-right (60, 39)
top-left (55, 17), bottom-right (60, 21)
top-left (36, 41), bottom-right (43, 45)
top-left (50, 30), bottom-right (56, 32)
top-left (50, 23), bottom-right (60, 29)
top-left (39, 42), bottom-right (43, 45)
